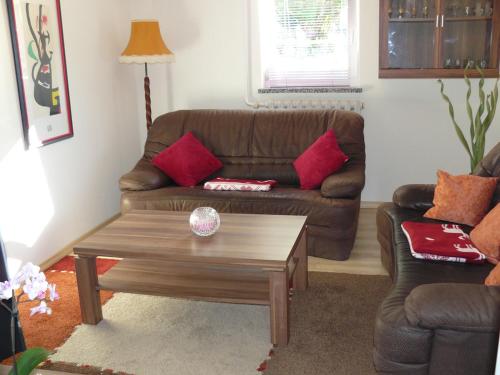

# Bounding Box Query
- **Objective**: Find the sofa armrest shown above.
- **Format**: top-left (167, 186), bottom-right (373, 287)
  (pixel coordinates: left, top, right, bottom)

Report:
top-left (119, 159), bottom-right (171, 192)
top-left (320, 162), bottom-right (365, 199)
top-left (405, 283), bottom-right (500, 333)
top-left (392, 184), bottom-right (435, 211)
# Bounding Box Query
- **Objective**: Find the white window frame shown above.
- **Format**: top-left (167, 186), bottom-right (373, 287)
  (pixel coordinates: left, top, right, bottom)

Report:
top-left (250, 0), bottom-right (359, 90)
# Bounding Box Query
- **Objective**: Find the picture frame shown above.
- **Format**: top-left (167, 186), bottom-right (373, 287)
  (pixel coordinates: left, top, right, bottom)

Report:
top-left (6, 0), bottom-right (73, 149)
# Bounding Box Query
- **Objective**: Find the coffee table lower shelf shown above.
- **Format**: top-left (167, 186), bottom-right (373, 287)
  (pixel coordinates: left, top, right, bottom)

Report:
top-left (98, 259), bottom-right (273, 305)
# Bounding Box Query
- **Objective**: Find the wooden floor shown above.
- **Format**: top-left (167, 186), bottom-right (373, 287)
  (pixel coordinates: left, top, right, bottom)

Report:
top-left (309, 208), bottom-right (388, 276)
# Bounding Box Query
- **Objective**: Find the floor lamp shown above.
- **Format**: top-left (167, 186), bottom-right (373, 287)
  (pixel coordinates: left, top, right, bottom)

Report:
top-left (119, 20), bottom-right (175, 131)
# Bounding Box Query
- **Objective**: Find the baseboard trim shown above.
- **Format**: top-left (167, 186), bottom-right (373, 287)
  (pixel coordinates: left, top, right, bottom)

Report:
top-left (361, 201), bottom-right (384, 209)
top-left (39, 213), bottom-right (121, 271)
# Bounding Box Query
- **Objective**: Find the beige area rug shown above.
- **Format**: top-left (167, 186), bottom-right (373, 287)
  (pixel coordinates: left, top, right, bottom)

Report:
top-left (50, 293), bottom-right (271, 375)
top-left (47, 273), bottom-right (391, 375)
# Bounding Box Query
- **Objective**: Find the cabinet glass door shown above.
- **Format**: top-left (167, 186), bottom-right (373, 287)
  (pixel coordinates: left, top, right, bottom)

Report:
top-left (386, 0), bottom-right (438, 68)
top-left (441, 0), bottom-right (495, 69)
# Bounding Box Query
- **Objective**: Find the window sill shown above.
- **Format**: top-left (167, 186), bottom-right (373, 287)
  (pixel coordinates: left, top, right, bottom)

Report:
top-left (257, 87), bottom-right (363, 94)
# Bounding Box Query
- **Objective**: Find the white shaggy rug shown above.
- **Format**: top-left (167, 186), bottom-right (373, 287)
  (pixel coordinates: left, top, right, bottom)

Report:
top-left (50, 293), bottom-right (271, 375)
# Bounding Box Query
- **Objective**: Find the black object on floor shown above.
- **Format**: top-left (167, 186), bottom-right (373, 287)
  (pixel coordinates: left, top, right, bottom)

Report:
top-left (0, 233), bottom-right (25, 361)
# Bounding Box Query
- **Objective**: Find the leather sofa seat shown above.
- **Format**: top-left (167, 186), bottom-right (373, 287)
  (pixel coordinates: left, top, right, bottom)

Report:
top-left (374, 143), bottom-right (500, 375)
top-left (123, 186), bottom-right (357, 225)
top-left (120, 109), bottom-right (366, 260)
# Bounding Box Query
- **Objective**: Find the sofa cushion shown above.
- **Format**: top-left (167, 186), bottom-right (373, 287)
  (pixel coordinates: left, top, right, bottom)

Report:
top-left (293, 130), bottom-right (348, 190)
top-left (143, 109), bottom-right (365, 186)
top-left (424, 170), bottom-right (498, 226)
top-left (474, 143), bottom-right (500, 205)
top-left (121, 186), bottom-right (358, 229)
top-left (486, 263), bottom-right (500, 285)
top-left (152, 132), bottom-right (223, 187)
top-left (145, 110), bottom-right (255, 159)
top-left (471, 203), bottom-right (500, 263)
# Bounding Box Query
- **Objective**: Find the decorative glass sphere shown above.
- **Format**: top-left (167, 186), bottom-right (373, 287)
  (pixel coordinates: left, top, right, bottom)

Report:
top-left (189, 207), bottom-right (221, 236)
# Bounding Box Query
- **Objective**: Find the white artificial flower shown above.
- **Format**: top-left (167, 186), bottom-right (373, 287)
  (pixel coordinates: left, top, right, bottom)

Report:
top-left (48, 284), bottom-right (59, 301)
top-left (23, 272), bottom-right (48, 301)
top-left (0, 281), bottom-right (14, 300)
top-left (30, 301), bottom-right (52, 317)
top-left (14, 263), bottom-right (41, 285)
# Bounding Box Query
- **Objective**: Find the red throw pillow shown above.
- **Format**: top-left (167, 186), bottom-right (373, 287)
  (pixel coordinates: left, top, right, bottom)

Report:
top-left (293, 129), bottom-right (349, 190)
top-left (152, 132), bottom-right (223, 187)
top-left (401, 221), bottom-right (486, 264)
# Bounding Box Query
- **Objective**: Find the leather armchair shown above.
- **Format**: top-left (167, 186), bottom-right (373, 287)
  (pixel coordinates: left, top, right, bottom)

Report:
top-left (374, 143), bottom-right (500, 375)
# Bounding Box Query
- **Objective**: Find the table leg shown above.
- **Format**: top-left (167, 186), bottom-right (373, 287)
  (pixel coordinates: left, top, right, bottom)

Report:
top-left (293, 229), bottom-right (308, 291)
top-left (75, 255), bottom-right (102, 324)
top-left (269, 270), bottom-right (289, 346)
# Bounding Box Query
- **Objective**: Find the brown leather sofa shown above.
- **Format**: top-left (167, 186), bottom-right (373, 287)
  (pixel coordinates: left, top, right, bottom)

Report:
top-left (119, 109), bottom-right (365, 260)
top-left (374, 143), bottom-right (500, 375)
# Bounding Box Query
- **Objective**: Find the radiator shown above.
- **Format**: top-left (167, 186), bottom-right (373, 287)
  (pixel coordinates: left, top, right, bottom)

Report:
top-left (245, 99), bottom-right (364, 113)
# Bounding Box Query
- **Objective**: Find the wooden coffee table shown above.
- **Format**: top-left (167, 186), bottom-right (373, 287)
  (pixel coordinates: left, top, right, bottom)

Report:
top-left (73, 210), bottom-right (308, 346)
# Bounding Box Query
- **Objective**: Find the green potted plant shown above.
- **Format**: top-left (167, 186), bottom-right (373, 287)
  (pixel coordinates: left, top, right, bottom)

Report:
top-left (438, 67), bottom-right (499, 173)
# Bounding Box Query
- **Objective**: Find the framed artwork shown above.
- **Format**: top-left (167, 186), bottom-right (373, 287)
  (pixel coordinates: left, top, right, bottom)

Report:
top-left (6, 0), bottom-right (73, 148)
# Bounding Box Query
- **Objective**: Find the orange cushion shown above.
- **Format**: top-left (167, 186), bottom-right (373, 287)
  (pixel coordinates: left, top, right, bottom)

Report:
top-left (485, 263), bottom-right (500, 286)
top-left (471, 204), bottom-right (500, 264)
top-left (424, 170), bottom-right (498, 226)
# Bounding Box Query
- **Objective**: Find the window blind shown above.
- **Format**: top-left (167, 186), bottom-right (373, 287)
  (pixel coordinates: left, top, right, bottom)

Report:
top-left (262, 0), bottom-right (352, 88)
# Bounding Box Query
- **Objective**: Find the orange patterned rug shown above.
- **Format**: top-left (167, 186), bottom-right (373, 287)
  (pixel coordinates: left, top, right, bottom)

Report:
top-left (2, 256), bottom-right (118, 362)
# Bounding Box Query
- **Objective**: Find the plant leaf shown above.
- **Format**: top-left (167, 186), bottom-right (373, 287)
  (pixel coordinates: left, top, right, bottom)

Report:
top-left (8, 347), bottom-right (49, 375)
top-left (484, 78), bottom-right (499, 133)
top-left (464, 71), bottom-right (474, 143)
top-left (474, 67), bottom-right (486, 138)
top-left (438, 79), bottom-right (472, 158)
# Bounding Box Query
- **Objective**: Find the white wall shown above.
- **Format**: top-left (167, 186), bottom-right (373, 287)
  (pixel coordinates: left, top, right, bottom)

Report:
top-left (139, 0), bottom-right (500, 202)
top-left (0, 0), bottom-right (141, 271)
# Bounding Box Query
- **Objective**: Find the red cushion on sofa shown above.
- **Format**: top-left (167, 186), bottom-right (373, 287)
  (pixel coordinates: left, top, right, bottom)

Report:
top-left (152, 132), bottom-right (223, 187)
top-left (293, 129), bottom-right (348, 190)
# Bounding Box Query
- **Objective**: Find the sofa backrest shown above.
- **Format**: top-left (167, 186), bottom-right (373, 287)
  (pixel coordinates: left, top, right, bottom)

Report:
top-left (474, 142), bottom-right (500, 205)
top-left (144, 109), bottom-right (365, 185)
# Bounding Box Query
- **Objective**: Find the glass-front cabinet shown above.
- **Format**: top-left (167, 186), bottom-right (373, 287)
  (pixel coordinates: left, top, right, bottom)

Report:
top-left (379, 0), bottom-right (500, 77)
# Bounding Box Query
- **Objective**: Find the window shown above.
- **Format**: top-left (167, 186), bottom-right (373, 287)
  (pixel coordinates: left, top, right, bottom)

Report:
top-left (258, 0), bottom-right (358, 88)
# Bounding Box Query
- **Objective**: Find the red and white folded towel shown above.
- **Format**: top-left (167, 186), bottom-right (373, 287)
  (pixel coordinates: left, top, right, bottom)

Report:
top-left (203, 177), bottom-right (277, 192)
top-left (401, 221), bottom-right (486, 264)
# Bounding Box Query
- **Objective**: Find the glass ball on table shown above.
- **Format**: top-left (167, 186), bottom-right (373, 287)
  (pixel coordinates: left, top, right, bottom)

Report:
top-left (189, 207), bottom-right (221, 237)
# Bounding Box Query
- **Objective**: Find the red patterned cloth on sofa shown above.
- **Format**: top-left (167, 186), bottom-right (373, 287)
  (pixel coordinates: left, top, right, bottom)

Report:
top-left (401, 221), bottom-right (486, 264)
top-left (203, 178), bottom-right (278, 192)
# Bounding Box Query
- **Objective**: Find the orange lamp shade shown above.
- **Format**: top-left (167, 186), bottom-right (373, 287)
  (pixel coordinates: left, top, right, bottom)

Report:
top-left (119, 20), bottom-right (174, 64)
